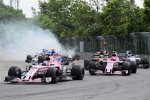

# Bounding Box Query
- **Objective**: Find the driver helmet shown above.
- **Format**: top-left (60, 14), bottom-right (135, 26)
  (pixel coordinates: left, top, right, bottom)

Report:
top-left (111, 53), bottom-right (117, 61)
top-left (51, 49), bottom-right (56, 54)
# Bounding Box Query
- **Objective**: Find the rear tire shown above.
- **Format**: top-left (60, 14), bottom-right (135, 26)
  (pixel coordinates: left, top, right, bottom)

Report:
top-left (38, 56), bottom-right (45, 64)
top-left (45, 67), bottom-right (58, 84)
top-left (25, 55), bottom-right (32, 63)
top-left (142, 57), bottom-right (149, 64)
top-left (73, 55), bottom-right (80, 60)
top-left (71, 65), bottom-right (84, 80)
top-left (142, 57), bottom-right (149, 69)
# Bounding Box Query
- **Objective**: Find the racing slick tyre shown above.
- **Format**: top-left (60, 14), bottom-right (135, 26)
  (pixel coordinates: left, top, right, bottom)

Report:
top-left (73, 55), bottom-right (80, 60)
top-left (38, 56), bottom-right (45, 64)
top-left (25, 55), bottom-right (32, 63)
top-left (121, 62), bottom-right (131, 76)
top-left (141, 57), bottom-right (149, 69)
top-left (84, 59), bottom-right (91, 70)
top-left (130, 61), bottom-right (137, 74)
top-left (89, 62), bottom-right (96, 75)
top-left (45, 67), bottom-right (58, 84)
top-left (8, 66), bottom-right (22, 78)
top-left (71, 65), bottom-right (84, 80)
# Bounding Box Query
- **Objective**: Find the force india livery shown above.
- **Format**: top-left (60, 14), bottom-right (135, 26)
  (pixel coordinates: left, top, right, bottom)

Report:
top-left (87, 52), bottom-right (137, 76)
top-left (26, 49), bottom-right (80, 64)
top-left (5, 54), bottom-right (84, 84)
top-left (4, 48), bottom-right (149, 84)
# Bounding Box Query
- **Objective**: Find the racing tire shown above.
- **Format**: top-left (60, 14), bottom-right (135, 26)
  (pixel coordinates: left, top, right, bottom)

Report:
top-left (89, 62), bottom-right (96, 75)
top-left (8, 66), bottom-right (22, 78)
top-left (84, 59), bottom-right (91, 70)
top-left (142, 57), bottom-right (149, 69)
top-left (38, 56), bottom-right (45, 64)
top-left (142, 57), bottom-right (149, 64)
top-left (130, 61), bottom-right (137, 74)
top-left (74, 55), bottom-right (80, 60)
top-left (121, 62), bottom-right (131, 76)
top-left (25, 55), bottom-right (32, 63)
top-left (89, 69), bottom-right (96, 75)
top-left (45, 67), bottom-right (58, 84)
top-left (71, 65), bottom-right (84, 80)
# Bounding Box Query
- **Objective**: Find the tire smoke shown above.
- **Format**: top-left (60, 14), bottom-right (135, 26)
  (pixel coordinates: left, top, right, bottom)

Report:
top-left (0, 21), bottom-right (74, 61)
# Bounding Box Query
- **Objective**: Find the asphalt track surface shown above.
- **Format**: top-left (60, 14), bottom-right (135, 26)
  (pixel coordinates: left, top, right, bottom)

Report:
top-left (0, 60), bottom-right (150, 100)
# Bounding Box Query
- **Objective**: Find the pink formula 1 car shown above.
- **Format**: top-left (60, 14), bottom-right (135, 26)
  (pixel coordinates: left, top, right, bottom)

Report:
top-left (89, 53), bottom-right (131, 76)
top-left (5, 54), bottom-right (84, 84)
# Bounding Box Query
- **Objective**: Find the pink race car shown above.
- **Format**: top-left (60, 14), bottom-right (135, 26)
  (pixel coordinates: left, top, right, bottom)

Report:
top-left (89, 53), bottom-right (131, 76)
top-left (5, 54), bottom-right (84, 84)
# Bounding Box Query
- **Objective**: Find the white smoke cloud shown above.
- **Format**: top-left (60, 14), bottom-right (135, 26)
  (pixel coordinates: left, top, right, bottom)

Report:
top-left (0, 21), bottom-right (75, 61)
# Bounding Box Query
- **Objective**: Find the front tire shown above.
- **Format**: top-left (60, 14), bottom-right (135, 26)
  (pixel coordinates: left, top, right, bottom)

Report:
top-left (45, 67), bottom-right (58, 84)
top-left (84, 59), bottom-right (90, 70)
top-left (8, 66), bottom-right (22, 78)
top-left (122, 62), bottom-right (131, 76)
top-left (89, 62), bottom-right (96, 75)
top-left (130, 61), bottom-right (137, 74)
top-left (71, 65), bottom-right (84, 80)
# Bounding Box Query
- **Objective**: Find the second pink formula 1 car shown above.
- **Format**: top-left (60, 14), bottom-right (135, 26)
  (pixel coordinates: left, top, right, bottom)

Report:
top-left (88, 53), bottom-right (131, 76)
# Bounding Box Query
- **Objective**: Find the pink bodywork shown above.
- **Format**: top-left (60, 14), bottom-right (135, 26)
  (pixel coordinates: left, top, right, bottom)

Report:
top-left (48, 55), bottom-right (62, 67)
top-left (108, 53), bottom-right (119, 61)
top-left (105, 53), bottom-right (121, 73)
top-left (10, 55), bottom-right (63, 83)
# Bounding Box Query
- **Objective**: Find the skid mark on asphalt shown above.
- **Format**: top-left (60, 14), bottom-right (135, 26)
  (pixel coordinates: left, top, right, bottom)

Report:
top-left (0, 80), bottom-right (118, 100)
top-left (0, 76), bottom-right (136, 99)
top-left (0, 77), bottom-right (5, 83)
top-left (0, 77), bottom-right (3, 82)
top-left (87, 77), bottom-right (120, 99)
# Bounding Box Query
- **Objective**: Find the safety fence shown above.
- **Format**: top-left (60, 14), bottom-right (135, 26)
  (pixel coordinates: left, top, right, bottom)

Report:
top-left (59, 32), bottom-right (150, 56)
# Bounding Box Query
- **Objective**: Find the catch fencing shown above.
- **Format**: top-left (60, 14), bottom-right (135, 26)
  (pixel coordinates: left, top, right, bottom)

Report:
top-left (60, 32), bottom-right (150, 55)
